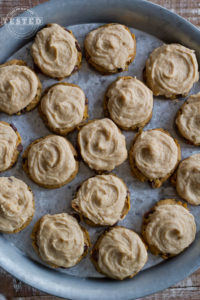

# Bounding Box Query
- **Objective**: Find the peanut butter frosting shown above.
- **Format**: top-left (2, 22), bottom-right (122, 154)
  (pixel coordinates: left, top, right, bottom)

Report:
top-left (85, 24), bottom-right (136, 72)
top-left (176, 93), bottom-right (200, 145)
top-left (31, 23), bottom-right (80, 78)
top-left (0, 65), bottom-right (39, 114)
top-left (96, 227), bottom-right (147, 280)
top-left (0, 177), bottom-right (34, 233)
top-left (78, 118), bottom-right (127, 171)
top-left (0, 122), bottom-right (18, 171)
top-left (144, 202), bottom-right (196, 255)
top-left (145, 44), bottom-right (199, 98)
top-left (132, 130), bottom-right (179, 179)
top-left (176, 154), bottom-right (200, 205)
top-left (36, 213), bottom-right (85, 268)
top-left (27, 135), bottom-right (77, 187)
top-left (72, 174), bottom-right (128, 225)
top-left (106, 77), bottom-right (153, 129)
top-left (40, 83), bottom-right (85, 131)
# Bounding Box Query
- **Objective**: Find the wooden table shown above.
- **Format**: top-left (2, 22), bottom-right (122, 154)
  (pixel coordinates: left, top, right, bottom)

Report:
top-left (0, 1), bottom-right (200, 299)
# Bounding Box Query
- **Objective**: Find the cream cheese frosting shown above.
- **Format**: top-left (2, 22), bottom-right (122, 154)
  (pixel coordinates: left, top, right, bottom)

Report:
top-left (106, 77), bottom-right (153, 129)
top-left (144, 202), bottom-right (196, 255)
top-left (27, 135), bottom-right (77, 187)
top-left (0, 122), bottom-right (18, 171)
top-left (132, 129), bottom-right (179, 179)
top-left (0, 176), bottom-right (34, 233)
top-left (85, 24), bottom-right (136, 72)
top-left (176, 154), bottom-right (200, 205)
top-left (145, 44), bottom-right (199, 98)
top-left (36, 213), bottom-right (85, 268)
top-left (78, 118), bottom-right (127, 171)
top-left (31, 23), bottom-right (80, 78)
top-left (96, 227), bottom-right (147, 280)
top-left (40, 83), bottom-right (86, 132)
top-left (0, 64), bottom-right (39, 114)
top-left (176, 93), bottom-right (200, 145)
top-left (72, 174), bottom-right (128, 225)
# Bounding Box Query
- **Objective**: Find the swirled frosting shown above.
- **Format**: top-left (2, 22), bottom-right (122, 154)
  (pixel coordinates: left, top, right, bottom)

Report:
top-left (144, 202), bottom-right (196, 255)
top-left (0, 64), bottom-right (39, 114)
top-left (176, 93), bottom-right (200, 145)
top-left (0, 122), bottom-right (18, 171)
top-left (72, 174), bottom-right (128, 225)
top-left (145, 44), bottom-right (199, 98)
top-left (31, 23), bottom-right (80, 78)
top-left (0, 177), bottom-right (34, 232)
top-left (85, 24), bottom-right (136, 72)
top-left (96, 227), bottom-right (147, 280)
top-left (78, 118), bottom-right (127, 171)
top-left (132, 130), bottom-right (179, 179)
top-left (40, 83), bottom-right (85, 131)
top-left (106, 77), bottom-right (153, 129)
top-left (176, 154), bottom-right (200, 205)
top-left (27, 135), bottom-right (77, 187)
top-left (36, 213), bottom-right (86, 268)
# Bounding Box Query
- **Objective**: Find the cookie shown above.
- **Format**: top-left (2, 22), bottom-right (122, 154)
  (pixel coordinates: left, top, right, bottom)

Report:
top-left (84, 23), bottom-right (136, 74)
top-left (104, 76), bottom-right (153, 130)
top-left (31, 23), bottom-right (82, 79)
top-left (91, 226), bottom-right (147, 280)
top-left (72, 174), bottom-right (130, 226)
top-left (39, 82), bottom-right (88, 135)
top-left (145, 44), bottom-right (199, 99)
top-left (23, 135), bottom-right (79, 188)
top-left (129, 128), bottom-right (181, 188)
top-left (31, 213), bottom-right (90, 268)
top-left (0, 59), bottom-right (42, 115)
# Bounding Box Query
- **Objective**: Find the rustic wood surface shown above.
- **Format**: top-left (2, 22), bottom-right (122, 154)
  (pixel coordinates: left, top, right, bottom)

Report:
top-left (0, 0), bottom-right (200, 299)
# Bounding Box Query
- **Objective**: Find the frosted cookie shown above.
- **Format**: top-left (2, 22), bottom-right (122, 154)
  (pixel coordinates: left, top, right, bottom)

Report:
top-left (72, 174), bottom-right (130, 226)
top-left (172, 154), bottom-right (200, 205)
top-left (176, 93), bottom-right (200, 145)
top-left (84, 23), bottom-right (136, 74)
top-left (39, 82), bottom-right (88, 135)
top-left (31, 23), bottom-right (82, 79)
top-left (0, 121), bottom-right (22, 172)
top-left (91, 226), bottom-right (147, 280)
top-left (142, 199), bottom-right (196, 258)
top-left (145, 44), bottom-right (199, 99)
top-left (0, 176), bottom-right (34, 233)
top-left (0, 60), bottom-right (42, 115)
top-left (129, 129), bottom-right (181, 188)
top-left (23, 135), bottom-right (78, 188)
top-left (104, 76), bottom-right (153, 130)
top-left (78, 118), bottom-right (127, 172)
top-left (31, 213), bottom-right (90, 268)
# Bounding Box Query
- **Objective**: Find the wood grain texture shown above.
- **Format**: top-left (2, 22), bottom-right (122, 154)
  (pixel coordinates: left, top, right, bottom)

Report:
top-left (0, 0), bottom-right (200, 299)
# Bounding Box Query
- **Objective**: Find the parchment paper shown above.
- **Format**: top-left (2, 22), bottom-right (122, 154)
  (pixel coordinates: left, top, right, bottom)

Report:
top-left (1, 24), bottom-right (200, 278)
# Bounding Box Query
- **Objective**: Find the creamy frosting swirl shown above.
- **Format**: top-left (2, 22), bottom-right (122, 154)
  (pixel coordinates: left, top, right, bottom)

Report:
top-left (176, 154), bottom-right (200, 205)
top-left (40, 83), bottom-right (86, 132)
top-left (0, 177), bottom-right (34, 233)
top-left (27, 135), bottom-right (77, 187)
top-left (144, 202), bottom-right (196, 255)
top-left (31, 23), bottom-right (80, 78)
top-left (132, 130), bottom-right (179, 179)
top-left (37, 213), bottom-right (86, 268)
top-left (85, 24), bottom-right (136, 72)
top-left (0, 64), bottom-right (39, 114)
top-left (106, 77), bottom-right (153, 129)
top-left (145, 44), bottom-right (199, 98)
top-left (78, 118), bottom-right (127, 171)
top-left (176, 93), bottom-right (200, 145)
top-left (72, 174), bottom-right (128, 225)
top-left (96, 227), bottom-right (147, 280)
top-left (0, 122), bottom-right (18, 171)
